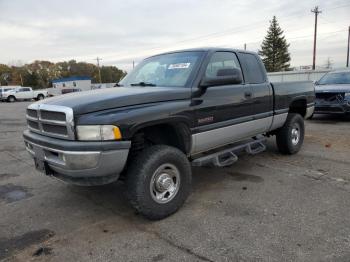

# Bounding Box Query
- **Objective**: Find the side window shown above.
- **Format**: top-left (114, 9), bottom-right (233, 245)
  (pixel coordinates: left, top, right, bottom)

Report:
top-left (205, 52), bottom-right (242, 78)
top-left (240, 53), bottom-right (265, 84)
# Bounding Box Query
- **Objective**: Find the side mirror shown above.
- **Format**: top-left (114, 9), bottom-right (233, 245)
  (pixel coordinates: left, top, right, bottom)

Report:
top-left (200, 68), bottom-right (243, 87)
top-left (314, 80), bottom-right (319, 85)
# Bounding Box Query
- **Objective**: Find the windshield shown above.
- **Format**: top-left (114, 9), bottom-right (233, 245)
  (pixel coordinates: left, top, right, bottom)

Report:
top-left (318, 72), bottom-right (350, 85)
top-left (120, 51), bottom-right (204, 87)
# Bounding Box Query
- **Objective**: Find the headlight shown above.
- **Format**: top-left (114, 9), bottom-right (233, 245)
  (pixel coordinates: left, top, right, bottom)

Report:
top-left (76, 125), bottom-right (122, 141)
top-left (344, 92), bottom-right (350, 98)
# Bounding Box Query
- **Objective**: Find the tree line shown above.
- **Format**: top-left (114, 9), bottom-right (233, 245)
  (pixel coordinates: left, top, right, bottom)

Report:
top-left (0, 60), bottom-right (127, 89)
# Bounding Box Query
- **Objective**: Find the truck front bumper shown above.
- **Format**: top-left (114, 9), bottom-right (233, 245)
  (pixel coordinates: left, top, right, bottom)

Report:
top-left (23, 130), bottom-right (131, 186)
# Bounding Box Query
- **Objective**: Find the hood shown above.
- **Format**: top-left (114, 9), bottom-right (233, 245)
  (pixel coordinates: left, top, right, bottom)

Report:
top-left (36, 87), bottom-right (191, 115)
top-left (315, 84), bottom-right (350, 93)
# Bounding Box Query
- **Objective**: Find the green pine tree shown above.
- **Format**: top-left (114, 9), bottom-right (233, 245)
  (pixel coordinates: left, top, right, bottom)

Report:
top-left (258, 16), bottom-right (291, 72)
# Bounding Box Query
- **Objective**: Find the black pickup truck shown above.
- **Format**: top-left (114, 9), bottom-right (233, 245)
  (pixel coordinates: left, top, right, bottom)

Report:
top-left (23, 48), bottom-right (315, 219)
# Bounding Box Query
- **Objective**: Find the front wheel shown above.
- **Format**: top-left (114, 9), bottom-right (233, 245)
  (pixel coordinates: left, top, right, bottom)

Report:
top-left (276, 113), bottom-right (305, 155)
top-left (126, 145), bottom-right (192, 220)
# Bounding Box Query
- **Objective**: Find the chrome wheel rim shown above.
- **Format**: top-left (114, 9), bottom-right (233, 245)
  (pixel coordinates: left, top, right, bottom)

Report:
top-left (291, 124), bottom-right (300, 146)
top-left (150, 163), bottom-right (180, 204)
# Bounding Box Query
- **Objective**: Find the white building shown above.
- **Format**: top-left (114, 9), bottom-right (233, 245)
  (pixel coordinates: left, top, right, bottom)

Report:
top-left (91, 83), bottom-right (117, 89)
top-left (267, 69), bottom-right (330, 82)
top-left (49, 76), bottom-right (91, 96)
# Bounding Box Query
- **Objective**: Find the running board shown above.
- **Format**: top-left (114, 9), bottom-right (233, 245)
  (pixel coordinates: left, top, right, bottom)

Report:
top-left (191, 136), bottom-right (266, 167)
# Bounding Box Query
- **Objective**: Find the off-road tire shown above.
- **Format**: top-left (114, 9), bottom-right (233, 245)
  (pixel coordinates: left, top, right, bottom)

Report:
top-left (126, 145), bottom-right (192, 220)
top-left (276, 113), bottom-right (305, 155)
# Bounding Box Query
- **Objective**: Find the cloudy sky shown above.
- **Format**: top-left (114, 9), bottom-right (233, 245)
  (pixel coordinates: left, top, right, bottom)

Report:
top-left (0, 0), bottom-right (349, 71)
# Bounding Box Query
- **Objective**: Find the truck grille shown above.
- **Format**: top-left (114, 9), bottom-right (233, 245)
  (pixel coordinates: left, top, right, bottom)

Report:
top-left (26, 104), bottom-right (75, 140)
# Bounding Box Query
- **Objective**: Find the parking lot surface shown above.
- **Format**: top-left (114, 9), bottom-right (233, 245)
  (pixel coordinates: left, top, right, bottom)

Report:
top-left (1, 101), bottom-right (350, 262)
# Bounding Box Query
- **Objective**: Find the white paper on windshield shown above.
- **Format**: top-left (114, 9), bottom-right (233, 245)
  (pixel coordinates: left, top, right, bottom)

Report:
top-left (168, 63), bottom-right (191, 69)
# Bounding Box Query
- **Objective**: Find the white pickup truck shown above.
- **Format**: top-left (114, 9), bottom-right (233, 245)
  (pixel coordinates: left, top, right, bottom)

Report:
top-left (1, 87), bottom-right (48, 102)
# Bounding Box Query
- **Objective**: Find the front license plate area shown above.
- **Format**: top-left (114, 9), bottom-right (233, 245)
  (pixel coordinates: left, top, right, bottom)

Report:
top-left (34, 157), bottom-right (45, 172)
top-left (34, 158), bottom-right (53, 176)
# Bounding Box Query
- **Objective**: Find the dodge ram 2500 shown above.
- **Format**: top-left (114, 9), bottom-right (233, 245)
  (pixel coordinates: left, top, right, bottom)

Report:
top-left (23, 48), bottom-right (315, 219)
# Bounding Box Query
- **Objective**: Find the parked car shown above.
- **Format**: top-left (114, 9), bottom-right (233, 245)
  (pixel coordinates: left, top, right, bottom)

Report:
top-left (1, 87), bottom-right (48, 102)
top-left (314, 69), bottom-right (350, 115)
top-left (0, 87), bottom-right (16, 101)
top-left (23, 48), bottom-right (315, 219)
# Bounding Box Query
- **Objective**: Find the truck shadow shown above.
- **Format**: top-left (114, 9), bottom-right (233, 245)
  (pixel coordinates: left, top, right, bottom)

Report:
top-left (64, 161), bottom-right (265, 221)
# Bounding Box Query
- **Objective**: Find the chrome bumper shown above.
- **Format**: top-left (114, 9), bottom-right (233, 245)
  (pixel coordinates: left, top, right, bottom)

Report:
top-left (23, 130), bottom-right (131, 185)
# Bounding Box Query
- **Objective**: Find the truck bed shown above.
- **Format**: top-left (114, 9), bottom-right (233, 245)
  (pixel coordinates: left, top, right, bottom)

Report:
top-left (271, 81), bottom-right (315, 112)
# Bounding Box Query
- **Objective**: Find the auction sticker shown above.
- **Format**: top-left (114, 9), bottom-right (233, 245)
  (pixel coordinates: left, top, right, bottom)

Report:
top-left (168, 63), bottom-right (190, 69)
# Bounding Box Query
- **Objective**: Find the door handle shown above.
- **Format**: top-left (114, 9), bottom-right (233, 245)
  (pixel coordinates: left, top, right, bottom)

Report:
top-left (244, 91), bottom-right (252, 98)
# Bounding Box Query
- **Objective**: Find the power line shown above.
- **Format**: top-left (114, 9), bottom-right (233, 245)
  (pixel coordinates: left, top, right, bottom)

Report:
top-left (225, 29), bottom-right (348, 51)
top-left (100, 3), bottom-right (350, 62)
top-left (88, 3), bottom-right (350, 68)
top-left (311, 6), bottom-right (322, 70)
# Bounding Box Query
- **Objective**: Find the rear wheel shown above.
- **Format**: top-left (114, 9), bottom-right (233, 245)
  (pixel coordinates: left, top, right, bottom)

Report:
top-left (126, 145), bottom-right (192, 220)
top-left (7, 96), bottom-right (15, 102)
top-left (37, 94), bottom-right (44, 100)
top-left (276, 113), bottom-right (305, 155)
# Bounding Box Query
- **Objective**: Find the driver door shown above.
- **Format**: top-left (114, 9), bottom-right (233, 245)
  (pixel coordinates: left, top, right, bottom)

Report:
top-left (191, 51), bottom-right (254, 153)
top-left (16, 88), bottom-right (31, 99)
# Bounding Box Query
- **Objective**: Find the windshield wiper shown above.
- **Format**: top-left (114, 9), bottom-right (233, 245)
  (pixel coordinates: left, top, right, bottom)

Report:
top-left (130, 81), bottom-right (157, 87)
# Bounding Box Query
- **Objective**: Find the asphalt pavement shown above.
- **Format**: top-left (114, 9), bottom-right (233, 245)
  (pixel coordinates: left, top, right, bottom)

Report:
top-left (0, 101), bottom-right (349, 262)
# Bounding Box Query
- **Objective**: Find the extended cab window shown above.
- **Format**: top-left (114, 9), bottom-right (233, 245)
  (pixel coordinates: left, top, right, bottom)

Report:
top-left (205, 52), bottom-right (242, 78)
top-left (240, 53), bottom-right (265, 84)
top-left (19, 88), bottom-right (30, 92)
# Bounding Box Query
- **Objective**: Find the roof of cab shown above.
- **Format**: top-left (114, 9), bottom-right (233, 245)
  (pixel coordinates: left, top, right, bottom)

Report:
top-left (147, 47), bottom-right (258, 58)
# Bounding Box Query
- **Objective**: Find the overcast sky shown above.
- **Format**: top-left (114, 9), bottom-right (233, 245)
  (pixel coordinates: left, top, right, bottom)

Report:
top-left (0, 0), bottom-right (349, 71)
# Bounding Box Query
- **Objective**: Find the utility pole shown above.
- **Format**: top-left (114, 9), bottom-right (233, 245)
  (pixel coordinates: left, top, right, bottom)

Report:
top-left (95, 57), bottom-right (102, 83)
top-left (347, 26), bottom-right (350, 67)
top-left (19, 74), bottom-right (24, 86)
top-left (311, 6), bottom-right (321, 70)
top-left (132, 60), bottom-right (135, 69)
top-left (244, 43), bottom-right (247, 50)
